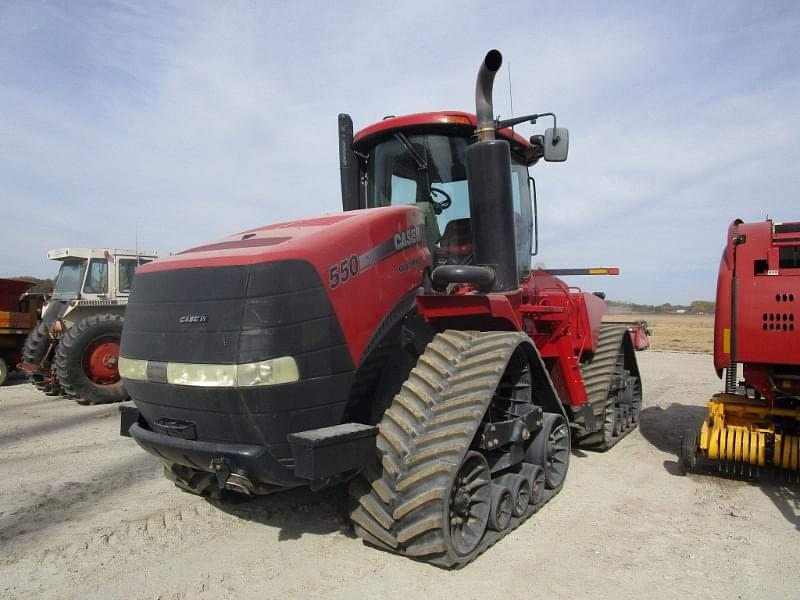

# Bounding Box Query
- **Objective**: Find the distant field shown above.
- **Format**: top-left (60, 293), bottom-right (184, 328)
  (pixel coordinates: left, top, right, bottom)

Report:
top-left (605, 312), bottom-right (714, 353)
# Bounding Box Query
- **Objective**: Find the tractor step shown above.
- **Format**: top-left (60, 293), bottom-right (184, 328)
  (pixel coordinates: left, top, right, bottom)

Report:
top-left (288, 423), bottom-right (378, 481)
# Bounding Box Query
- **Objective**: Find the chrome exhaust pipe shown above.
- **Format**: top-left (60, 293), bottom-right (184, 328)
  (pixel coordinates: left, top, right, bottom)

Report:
top-left (475, 49), bottom-right (502, 141)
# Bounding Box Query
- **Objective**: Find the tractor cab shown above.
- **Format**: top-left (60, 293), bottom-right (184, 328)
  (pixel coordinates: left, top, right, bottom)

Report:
top-left (47, 248), bottom-right (158, 302)
top-left (340, 112), bottom-right (544, 282)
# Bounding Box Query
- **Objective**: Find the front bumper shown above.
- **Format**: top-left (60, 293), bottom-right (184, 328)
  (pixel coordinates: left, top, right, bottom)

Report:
top-left (121, 404), bottom-right (304, 488)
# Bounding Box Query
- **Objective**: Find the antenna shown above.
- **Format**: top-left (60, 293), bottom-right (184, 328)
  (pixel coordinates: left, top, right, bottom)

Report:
top-left (507, 60), bottom-right (514, 133)
top-left (135, 223), bottom-right (140, 265)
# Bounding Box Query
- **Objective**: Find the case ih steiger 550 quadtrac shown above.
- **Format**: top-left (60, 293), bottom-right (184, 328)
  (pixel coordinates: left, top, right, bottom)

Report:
top-left (682, 219), bottom-right (800, 476)
top-left (118, 50), bottom-right (643, 567)
top-left (19, 247), bottom-right (157, 404)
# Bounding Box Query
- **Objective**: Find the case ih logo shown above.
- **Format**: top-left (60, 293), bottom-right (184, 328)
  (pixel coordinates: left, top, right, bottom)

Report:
top-left (179, 315), bottom-right (208, 324)
top-left (393, 227), bottom-right (418, 251)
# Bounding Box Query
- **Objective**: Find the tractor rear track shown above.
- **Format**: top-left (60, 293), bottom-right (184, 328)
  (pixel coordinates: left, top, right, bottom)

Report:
top-left (579, 323), bottom-right (641, 451)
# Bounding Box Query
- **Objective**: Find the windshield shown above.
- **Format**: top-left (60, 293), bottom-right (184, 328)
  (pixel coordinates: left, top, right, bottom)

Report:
top-left (365, 133), bottom-right (532, 277)
top-left (52, 260), bottom-right (87, 300)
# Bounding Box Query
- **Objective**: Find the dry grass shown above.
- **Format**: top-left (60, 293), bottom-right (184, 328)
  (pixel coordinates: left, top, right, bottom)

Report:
top-left (605, 312), bottom-right (714, 353)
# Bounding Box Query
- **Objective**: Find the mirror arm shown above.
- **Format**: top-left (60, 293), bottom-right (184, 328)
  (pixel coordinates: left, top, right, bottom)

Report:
top-left (496, 112), bottom-right (559, 144)
top-left (496, 113), bottom-right (539, 130)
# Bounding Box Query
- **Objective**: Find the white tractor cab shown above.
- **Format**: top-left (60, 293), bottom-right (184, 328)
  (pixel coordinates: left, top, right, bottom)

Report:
top-left (21, 247), bottom-right (158, 404)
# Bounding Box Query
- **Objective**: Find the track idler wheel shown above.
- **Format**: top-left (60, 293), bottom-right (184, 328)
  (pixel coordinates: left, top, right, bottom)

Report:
top-left (526, 413), bottom-right (571, 489)
top-left (448, 452), bottom-right (492, 552)
top-left (488, 484), bottom-right (513, 532)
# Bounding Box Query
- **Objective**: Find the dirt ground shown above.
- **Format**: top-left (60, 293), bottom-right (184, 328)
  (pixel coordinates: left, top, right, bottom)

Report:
top-left (1, 351), bottom-right (799, 600)
top-left (607, 312), bottom-right (715, 353)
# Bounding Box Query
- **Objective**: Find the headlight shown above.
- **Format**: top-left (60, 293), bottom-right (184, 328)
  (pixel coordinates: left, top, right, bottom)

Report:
top-left (237, 356), bottom-right (299, 387)
top-left (119, 356), bottom-right (300, 387)
top-left (167, 362), bottom-right (236, 387)
top-left (118, 357), bottom-right (148, 381)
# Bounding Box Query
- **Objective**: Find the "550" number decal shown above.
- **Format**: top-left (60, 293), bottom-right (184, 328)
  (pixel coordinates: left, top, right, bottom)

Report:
top-left (329, 255), bottom-right (360, 289)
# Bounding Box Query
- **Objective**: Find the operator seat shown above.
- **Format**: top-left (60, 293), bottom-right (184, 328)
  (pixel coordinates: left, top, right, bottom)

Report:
top-left (434, 218), bottom-right (473, 266)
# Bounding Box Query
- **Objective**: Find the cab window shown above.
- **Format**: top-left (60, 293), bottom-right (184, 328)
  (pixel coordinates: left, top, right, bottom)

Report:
top-left (118, 258), bottom-right (151, 293)
top-left (83, 258), bottom-right (108, 294)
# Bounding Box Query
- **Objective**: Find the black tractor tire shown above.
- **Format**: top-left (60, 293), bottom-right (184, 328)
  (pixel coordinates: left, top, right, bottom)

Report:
top-left (21, 300), bottom-right (66, 370)
top-left (0, 357), bottom-right (8, 386)
top-left (21, 320), bottom-right (51, 370)
top-left (54, 313), bottom-right (127, 405)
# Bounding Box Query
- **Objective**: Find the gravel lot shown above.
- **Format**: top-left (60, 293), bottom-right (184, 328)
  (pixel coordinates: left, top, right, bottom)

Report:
top-left (1, 351), bottom-right (798, 599)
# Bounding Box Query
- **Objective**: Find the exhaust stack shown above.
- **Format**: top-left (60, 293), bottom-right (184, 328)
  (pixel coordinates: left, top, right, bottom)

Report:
top-left (475, 49), bottom-right (503, 142)
top-left (466, 50), bottom-right (519, 293)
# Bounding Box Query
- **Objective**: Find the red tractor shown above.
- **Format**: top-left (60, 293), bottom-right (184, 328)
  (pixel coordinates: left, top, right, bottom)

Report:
top-left (682, 219), bottom-right (800, 475)
top-left (119, 50), bottom-right (642, 567)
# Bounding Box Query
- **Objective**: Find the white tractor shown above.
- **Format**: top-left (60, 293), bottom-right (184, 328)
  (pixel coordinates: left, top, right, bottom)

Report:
top-left (20, 247), bottom-right (158, 404)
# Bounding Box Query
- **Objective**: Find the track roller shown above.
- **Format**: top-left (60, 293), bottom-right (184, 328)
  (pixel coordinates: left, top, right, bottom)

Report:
top-left (495, 473), bottom-right (530, 518)
top-left (488, 484), bottom-right (513, 532)
top-left (519, 463), bottom-right (545, 505)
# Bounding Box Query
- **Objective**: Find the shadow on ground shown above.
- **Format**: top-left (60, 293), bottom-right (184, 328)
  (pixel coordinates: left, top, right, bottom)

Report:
top-left (1, 372), bottom-right (31, 387)
top-left (639, 403), bottom-right (800, 530)
top-left (208, 484), bottom-right (352, 541)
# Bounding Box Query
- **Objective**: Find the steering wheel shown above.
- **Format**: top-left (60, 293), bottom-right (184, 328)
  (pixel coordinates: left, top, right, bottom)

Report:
top-left (429, 187), bottom-right (452, 215)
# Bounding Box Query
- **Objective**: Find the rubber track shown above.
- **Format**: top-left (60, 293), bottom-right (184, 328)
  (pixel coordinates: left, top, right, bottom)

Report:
top-left (349, 330), bottom-right (563, 568)
top-left (578, 323), bottom-right (638, 450)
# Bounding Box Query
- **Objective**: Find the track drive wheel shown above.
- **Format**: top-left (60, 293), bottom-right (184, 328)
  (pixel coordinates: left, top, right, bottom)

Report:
top-left (349, 330), bottom-right (550, 568)
top-left (526, 413), bottom-right (570, 489)
top-left (54, 314), bottom-right (127, 405)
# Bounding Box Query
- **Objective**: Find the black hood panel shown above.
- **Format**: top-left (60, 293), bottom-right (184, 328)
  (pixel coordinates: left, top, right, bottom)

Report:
top-left (121, 260), bottom-right (353, 371)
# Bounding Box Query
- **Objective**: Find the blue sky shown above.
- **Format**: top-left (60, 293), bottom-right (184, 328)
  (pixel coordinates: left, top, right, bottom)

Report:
top-left (1, 1), bottom-right (798, 304)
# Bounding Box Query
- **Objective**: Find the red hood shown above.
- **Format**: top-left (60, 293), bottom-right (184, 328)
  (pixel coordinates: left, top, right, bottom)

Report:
top-left (140, 208), bottom-right (417, 273)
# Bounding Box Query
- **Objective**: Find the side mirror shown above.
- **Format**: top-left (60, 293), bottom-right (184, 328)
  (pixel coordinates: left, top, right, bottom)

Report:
top-left (544, 127), bottom-right (569, 162)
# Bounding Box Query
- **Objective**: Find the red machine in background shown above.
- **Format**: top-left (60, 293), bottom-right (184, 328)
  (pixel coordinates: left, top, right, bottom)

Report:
top-left (682, 219), bottom-right (800, 474)
top-left (0, 278), bottom-right (43, 385)
top-left (118, 50), bottom-right (644, 567)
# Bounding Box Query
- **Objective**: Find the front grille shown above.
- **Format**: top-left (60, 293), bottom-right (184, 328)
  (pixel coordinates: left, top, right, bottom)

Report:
top-left (121, 260), bottom-right (353, 376)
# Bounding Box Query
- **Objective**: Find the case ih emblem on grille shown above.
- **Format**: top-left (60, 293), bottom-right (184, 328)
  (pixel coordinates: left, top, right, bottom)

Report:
top-left (179, 315), bottom-right (208, 324)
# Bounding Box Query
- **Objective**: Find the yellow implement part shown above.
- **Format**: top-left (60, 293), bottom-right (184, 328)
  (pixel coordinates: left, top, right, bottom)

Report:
top-left (698, 394), bottom-right (800, 471)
